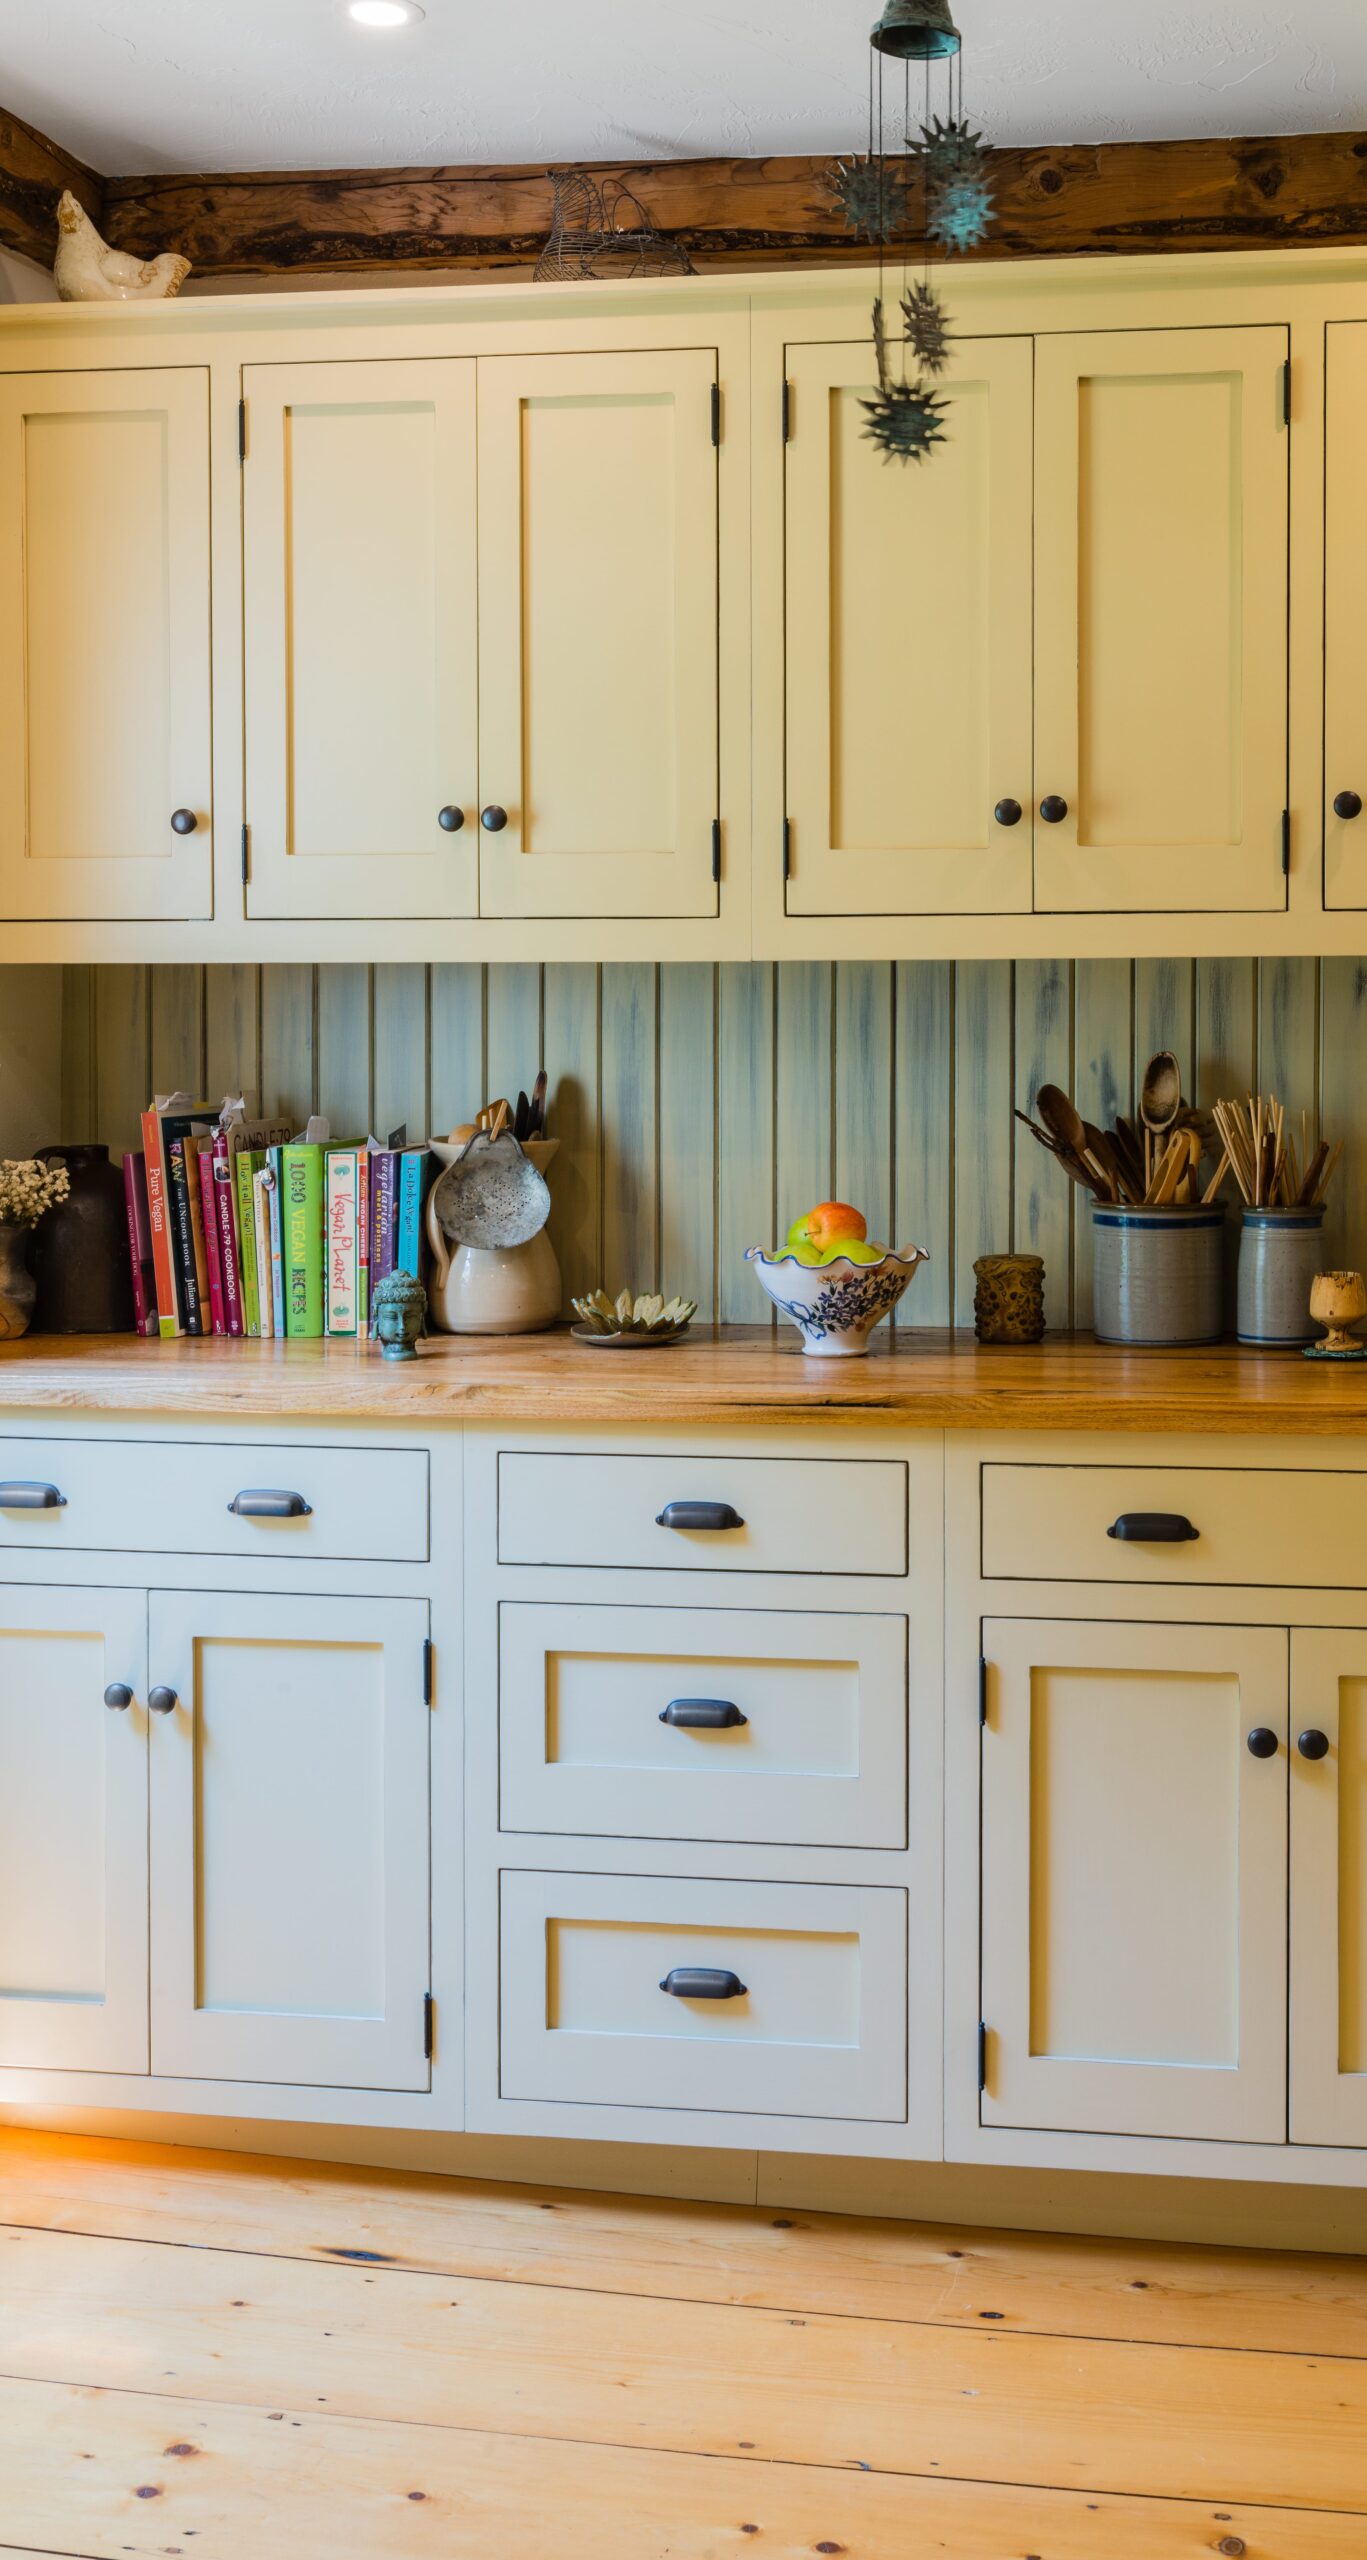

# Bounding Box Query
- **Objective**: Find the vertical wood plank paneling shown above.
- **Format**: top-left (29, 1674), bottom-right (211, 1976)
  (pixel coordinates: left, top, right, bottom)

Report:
top-left (658, 964), bottom-right (716, 1322)
top-left (952, 961), bottom-right (1014, 1331)
top-left (316, 964), bottom-right (372, 1139)
top-left (372, 964), bottom-right (428, 1140)
top-left (833, 964), bottom-right (894, 1255)
top-left (893, 960), bottom-right (954, 1327)
top-left (600, 963), bottom-right (658, 1292)
top-left (1194, 958), bottom-right (1257, 1107)
top-left (204, 966), bottom-right (260, 1111)
top-left (1, 967), bottom-right (68, 1157)
top-left (429, 963), bottom-right (485, 1140)
top-left (92, 967), bottom-right (150, 1163)
top-left (1257, 957), bottom-right (1320, 1130)
top-left (258, 965), bottom-right (315, 1128)
top-left (149, 966), bottom-right (205, 1102)
top-left (485, 964), bottom-right (543, 1126)
top-left (1319, 959), bottom-right (1366, 1273)
top-left (1014, 958), bottom-right (1073, 1331)
top-left (543, 962), bottom-right (600, 1313)
top-left (1072, 960), bottom-right (1132, 1331)
top-left (774, 963), bottom-right (832, 1245)
top-left (717, 963), bottom-right (774, 1322)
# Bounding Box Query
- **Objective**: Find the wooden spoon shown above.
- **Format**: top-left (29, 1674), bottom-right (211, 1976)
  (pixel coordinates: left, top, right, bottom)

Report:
top-left (1139, 1050), bottom-right (1182, 1189)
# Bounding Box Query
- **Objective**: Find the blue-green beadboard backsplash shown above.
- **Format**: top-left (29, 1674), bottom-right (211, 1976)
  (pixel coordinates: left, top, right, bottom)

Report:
top-left (53, 958), bottom-right (1367, 1335)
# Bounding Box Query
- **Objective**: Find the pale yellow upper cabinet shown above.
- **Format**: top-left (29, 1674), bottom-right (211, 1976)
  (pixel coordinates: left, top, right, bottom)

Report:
top-left (475, 350), bottom-right (720, 920)
top-left (784, 334), bottom-right (1034, 918)
top-left (242, 358), bottom-right (479, 920)
top-left (0, 367), bottom-right (212, 922)
top-left (1034, 325), bottom-right (1289, 915)
top-left (1324, 324), bottom-right (1367, 911)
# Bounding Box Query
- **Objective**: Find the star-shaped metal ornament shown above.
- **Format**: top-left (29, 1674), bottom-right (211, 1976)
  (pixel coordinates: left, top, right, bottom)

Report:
top-left (901, 280), bottom-right (952, 375)
top-left (826, 153), bottom-right (908, 243)
top-left (914, 115), bottom-right (995, 252)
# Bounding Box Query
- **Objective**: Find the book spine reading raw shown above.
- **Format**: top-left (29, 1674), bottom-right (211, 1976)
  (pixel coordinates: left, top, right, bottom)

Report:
top-left (166, 1138), bottom-right (202, 1336)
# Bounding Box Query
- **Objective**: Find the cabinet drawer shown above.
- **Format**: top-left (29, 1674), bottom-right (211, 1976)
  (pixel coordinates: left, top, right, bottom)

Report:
top-left (0, 1436), bottom-right (428, 1563)
top-left (981, 1463), bottom-right (1367, 1589)
top-left (497, 1452), bottom-right (907, 1577)
top-left (499, 1870), bottom-right (907, 2121)
top-left (500, 1602), bottom-right (907, 1847)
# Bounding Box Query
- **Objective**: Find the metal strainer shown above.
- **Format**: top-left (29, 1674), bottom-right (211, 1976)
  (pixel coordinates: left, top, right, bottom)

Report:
top-left (429, 1130), bottom-right (551, 1251)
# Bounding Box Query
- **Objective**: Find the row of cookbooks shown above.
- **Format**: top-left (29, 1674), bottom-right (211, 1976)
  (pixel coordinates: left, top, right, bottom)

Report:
top-left (122, 1092), bottom-right (435, 1341)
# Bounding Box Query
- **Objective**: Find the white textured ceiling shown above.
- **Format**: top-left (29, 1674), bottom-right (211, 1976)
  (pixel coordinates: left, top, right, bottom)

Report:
top-left (4, 0), bottom-right (1367, 177)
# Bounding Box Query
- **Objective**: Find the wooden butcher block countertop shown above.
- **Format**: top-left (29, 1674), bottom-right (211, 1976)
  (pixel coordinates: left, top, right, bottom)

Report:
top-left (0, 1326), bottom-right (1364, 1433)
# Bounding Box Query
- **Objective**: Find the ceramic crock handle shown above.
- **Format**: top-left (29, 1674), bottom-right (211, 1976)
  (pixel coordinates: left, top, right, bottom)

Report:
top-left (425, 1183), bottom-right (452, 1287)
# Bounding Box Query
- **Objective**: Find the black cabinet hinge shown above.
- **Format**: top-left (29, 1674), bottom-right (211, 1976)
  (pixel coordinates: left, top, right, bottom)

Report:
top-left (711, 818), bottom-right (722, 884)
top-left (978, 1656), bottom-right (988, 1727)
top-left (978, 2020), bottom-right (988, 2092)
top-left (710, 381), bottom-right (721, 447)
top-left (422, 1636), bottom-right (433, 1705)
top-left (782, 817), bottom-right (792, 880)
top-left (781, 378), bottom-right (791, 442)
top-left (1282, 359), bottom-right (1292, 427)
top-left (423, 1992), bottom-right (435, 2060)
top-left (240, 823), bottom-right (250, 886)
top-left (238, 397), bottom-right (247, 463)
top-left (1281, 808), bottom-right (1291, 876)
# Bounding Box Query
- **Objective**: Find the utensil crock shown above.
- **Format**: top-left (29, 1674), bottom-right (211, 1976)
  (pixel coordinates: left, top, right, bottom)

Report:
top-left (1236, 1206), bottom-right (1325, 1348)
top-left (1091, 1202), bottom-right (1225, 1348)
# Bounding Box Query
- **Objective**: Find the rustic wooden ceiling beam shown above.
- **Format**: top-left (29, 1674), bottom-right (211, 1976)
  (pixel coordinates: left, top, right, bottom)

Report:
top-left (0, 103), bottom-right (103, 271)
top-left (100, 132), bottom-right (1367, 279)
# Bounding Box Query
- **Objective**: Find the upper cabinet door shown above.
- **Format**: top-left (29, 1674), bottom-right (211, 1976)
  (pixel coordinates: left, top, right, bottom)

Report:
top-left (243, 359), bottom-right (478, 920)
top-left (784, 335), bottom-right (1033, 917)
top-left (1034, 326), bottom-right (1289, 914)
top-left (1324, 325), bottom-right (1367, 910)
top-left (0, 367), bottom-right (212, 922)
top-left (0, 1584), bottom-right (148, 2072)
top-left (981, 1617), bottom-right (1289, 2143)
top-left (476, 350), bottom-right (719, 920)
top-left (1290, 1630), bottom-right (1367, 2149)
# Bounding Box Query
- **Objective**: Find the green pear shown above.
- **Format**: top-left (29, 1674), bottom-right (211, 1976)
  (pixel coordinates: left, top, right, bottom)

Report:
top-left (820, 1237), bottom-right (886, 1266)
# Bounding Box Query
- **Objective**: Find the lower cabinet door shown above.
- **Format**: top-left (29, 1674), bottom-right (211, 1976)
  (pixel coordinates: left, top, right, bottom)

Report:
top-left (1290, 1630), bottom-right (1367, 2148)
top-left (499, 1870), bottom-right (907, 2123)
top-left (148, 1590), bottom-right (431, 2091)
top-left (981, 1619), bottom-right (1288, 2143)
top-left (0, 1583), bottom-right (148, 2072)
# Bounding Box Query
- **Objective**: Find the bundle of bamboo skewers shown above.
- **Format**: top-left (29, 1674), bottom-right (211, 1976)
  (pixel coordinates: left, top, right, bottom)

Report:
top-left (1209, 1096), bottom-right (1342, 1211)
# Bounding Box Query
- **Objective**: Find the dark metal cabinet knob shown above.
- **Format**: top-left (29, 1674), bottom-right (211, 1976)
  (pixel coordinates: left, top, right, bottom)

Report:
top-left (1039, 795), bottom-right (1069, 825)
top-left (1107, 1513), bottom-right (1199, 1544)
top-left (103, 1683), bottom-right (133, 1712)
top-left (655, 1500), bottom-right (745, 1532)
top-left (0, 1480), bottom-right (66, 1510)
top-left (170, 808), bottom-right (199, 835)
top-left (1246, 1726), bottom-right (1279, 1760)
top-left (437, 805), bottom-right (465, 832)
top-left (660, 1698), bottom-right (748, 1730)
top-left (227, 1488), bottom-right (313, 1519)
top-left (1334, 791), bottom-right (1363, 821)
top-left (659, 1967), bottom-right (748, 2000)
top-left (1297, 1728), bottom-right (1330, 1761)
top-left (480, 805), bottom-right (509, 832)
top-left (993, 798), bottom-right (1023, 828)
top-left (148, 1686), bottom-right (179, 1716)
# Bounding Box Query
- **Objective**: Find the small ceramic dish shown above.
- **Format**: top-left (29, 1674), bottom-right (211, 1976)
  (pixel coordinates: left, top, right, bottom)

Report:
top-left (571, 1322), bottom-right (692, 1350)
top-left (745, 1243), bottom-right (929, 1356)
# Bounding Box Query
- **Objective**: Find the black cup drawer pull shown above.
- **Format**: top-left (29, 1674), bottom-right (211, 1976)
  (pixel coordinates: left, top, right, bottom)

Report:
top-left (227, 1488), bottom-right (314, 1519)
top-left (1106, 1512), bottom-right (1199, 1544)
top-left (659, 1966), bottom-right (748, 2000)
top-left (655, 1500), bottom-right (744, 1533)
top-left (0, 1480), bottom-right (66, 1510)
top-left (660, 1698), bottom-right (748, 1730)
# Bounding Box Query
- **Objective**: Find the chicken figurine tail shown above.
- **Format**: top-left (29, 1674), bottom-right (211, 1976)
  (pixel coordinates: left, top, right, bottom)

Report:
top-left (54, 191), bottom-right (191, 302)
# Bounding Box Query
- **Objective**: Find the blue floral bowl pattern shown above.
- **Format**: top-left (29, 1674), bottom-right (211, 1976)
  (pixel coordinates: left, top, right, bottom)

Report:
top-left (745, 1243), bottom-right (929, 1355)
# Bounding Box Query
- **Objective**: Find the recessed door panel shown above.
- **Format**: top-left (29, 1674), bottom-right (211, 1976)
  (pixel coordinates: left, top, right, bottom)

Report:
top-left (1325, 325), bottom-right (1367, 908)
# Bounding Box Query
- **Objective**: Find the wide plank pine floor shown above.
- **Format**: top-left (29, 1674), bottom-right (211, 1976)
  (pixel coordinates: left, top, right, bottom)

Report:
top-left (0, 2131), bottom-right (1364, 2557)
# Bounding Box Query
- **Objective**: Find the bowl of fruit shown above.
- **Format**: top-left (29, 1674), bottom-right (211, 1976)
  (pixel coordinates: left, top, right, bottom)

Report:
top-left (746, 1203), bottom-right (929, 1356)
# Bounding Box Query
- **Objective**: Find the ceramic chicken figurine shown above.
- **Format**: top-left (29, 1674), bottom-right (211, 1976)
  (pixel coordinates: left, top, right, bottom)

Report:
top-left (54, 191), bottom-right (191, 302)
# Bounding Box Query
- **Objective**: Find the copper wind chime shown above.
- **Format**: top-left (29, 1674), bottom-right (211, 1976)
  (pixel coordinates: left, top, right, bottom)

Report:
top-left (827, 0), bottom-right (996, 461)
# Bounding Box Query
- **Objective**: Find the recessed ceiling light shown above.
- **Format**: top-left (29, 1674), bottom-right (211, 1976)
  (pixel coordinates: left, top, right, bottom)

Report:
top-left (348, 1), bottom-right (423, 27)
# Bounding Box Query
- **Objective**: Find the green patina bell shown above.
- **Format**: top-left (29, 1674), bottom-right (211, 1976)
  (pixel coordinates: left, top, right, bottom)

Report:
top-left (870, 0), bottom-right (961, 59)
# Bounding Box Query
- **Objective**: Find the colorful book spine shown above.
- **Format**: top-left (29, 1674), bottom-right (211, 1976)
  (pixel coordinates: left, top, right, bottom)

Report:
top-left (325, 1149), bottom-right (359, 1336)
top-left (369, 1149), bottom-right (399, 1333)
top-left (266, 1153), bottom-right (287, 1338)
top-left (123, 1152), bottom-right (158, 1339)
top-left (166, 1140), bottom-right (203, 1336)
top-left (357, 1147), bottom-right (371, 1335)
top-left (252, 1167), bottom-right (276, 1339)
top-left (212, 1132), bottom-right (244, 1337)
top-left (235, 1150), bottom-right (261, 1337)
top-left (141, 1107), bottom-right (181, 1340)
top-left (396, 1147), bottom-right (433, 1281)
top-left (282, 1143), bottom-right (325, 1338)
top-left (198, 1143), bottom-right (226, 1335)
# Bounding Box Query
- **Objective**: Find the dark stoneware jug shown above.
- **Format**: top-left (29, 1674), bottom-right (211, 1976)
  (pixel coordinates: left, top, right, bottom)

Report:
top-left (30, 1144), bottom-right (134, 1334)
